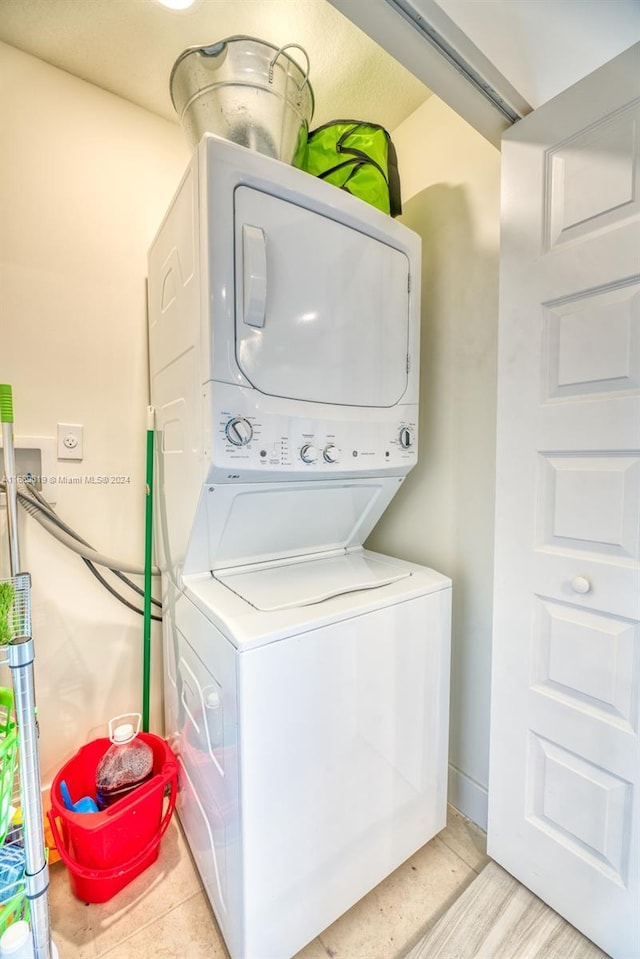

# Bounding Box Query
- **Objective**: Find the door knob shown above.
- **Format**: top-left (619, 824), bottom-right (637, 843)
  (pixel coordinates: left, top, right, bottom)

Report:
top-left (570, 576), bottom-right (591, 594)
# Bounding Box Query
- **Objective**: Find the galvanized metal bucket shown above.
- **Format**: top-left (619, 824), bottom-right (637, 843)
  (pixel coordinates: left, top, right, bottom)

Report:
top-left (170, 35), bottom-right (314, 164)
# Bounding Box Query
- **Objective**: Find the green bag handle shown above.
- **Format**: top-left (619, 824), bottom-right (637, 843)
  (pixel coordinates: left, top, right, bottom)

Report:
top-left (307, 121), bottom-right (402, 217)
top-left (335, 125), bottom-right (389, 182)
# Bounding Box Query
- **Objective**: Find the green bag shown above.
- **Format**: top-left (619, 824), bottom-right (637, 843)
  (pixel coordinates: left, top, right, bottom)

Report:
top-left (295, 120), bottom-right (402, 217)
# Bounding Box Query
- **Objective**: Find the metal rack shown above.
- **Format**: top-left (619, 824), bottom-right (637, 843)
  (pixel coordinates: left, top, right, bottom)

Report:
top-left (1, 384), bottom-right (53, 959)
top-left (0, 643), bottom-right (29, 938)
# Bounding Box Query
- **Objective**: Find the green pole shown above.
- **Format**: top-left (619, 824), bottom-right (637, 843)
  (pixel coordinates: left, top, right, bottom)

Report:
top-left (142, 406), bottom-right (155, 733)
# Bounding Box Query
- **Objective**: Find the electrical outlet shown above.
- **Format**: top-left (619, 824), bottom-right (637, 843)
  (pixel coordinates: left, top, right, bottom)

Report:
top-left (57, 423), bottom-right (84, 461)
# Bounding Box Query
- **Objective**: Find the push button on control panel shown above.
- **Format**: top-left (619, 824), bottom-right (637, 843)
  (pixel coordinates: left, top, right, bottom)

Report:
top-left (225, 417), bottom-right (253, 447)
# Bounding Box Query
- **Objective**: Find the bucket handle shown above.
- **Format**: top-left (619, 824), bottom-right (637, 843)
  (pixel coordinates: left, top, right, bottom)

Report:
top-left (268, 44), bottom-right (310, 106)
top-left (47, 771), bottom-right (177, 882)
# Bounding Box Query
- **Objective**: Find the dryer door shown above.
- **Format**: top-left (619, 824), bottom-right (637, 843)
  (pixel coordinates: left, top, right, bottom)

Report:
top-left (234, 186), bottom-right (410, 407)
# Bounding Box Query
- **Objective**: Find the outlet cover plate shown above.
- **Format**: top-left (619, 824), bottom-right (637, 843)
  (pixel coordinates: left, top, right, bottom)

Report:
top-left (57, 423), bottom-right (84, 461)
top-left (0, 436), bottom-right (57, 504)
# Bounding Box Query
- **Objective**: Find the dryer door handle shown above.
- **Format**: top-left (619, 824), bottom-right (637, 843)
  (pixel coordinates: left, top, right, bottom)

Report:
top-left (242, 225), bottom-right (267, 328)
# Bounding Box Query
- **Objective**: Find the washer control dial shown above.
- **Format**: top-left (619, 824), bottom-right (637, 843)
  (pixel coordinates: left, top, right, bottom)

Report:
top-left (399, 427), bottom-right (414, 450)
top-left (225, 417), bottom-right (253, 447)
top-left (300, 444), bottom-right (319, 464)
top-left (323, 445), bottom-right (340, 464)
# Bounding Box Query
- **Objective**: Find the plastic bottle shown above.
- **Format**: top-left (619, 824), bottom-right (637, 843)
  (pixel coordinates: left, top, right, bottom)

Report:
top-left (0, 921), bottom-right (59, 959)
top-left (95, 714), bottom-right (153, 810)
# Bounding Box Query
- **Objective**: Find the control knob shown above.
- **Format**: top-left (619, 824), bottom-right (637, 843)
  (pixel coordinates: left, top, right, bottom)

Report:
top-left (300, 444), bottom-right (319, 464)
top-left (399, 427), bottom-right (414, 449)
top-left (323, 445), bottom-right (340, 464)
top-left (225, 417), bottom-right (253, 447)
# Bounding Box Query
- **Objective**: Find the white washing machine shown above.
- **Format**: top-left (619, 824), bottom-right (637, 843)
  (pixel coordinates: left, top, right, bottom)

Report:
top-left (148, 135), bottom-right (451, 959)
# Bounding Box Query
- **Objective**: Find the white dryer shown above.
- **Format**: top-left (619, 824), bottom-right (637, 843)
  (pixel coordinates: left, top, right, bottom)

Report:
top-left (148, 135), bottom-right (451, 959)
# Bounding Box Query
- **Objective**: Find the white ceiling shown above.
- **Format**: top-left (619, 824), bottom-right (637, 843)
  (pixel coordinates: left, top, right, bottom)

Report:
top-left (0, 0), bottom-right (432, 135)
top-left (3, 0), bottom-right (635, 153)
top-left (331, 0), bottom-right (639, 146)
top-left (433, 0), bottom-right (640, 109)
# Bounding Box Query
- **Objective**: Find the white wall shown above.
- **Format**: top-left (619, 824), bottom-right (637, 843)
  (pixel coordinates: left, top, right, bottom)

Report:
top-left (367, 95), bottom-right (501, 826)
top-left (0, 41), bottom-right (189, 785)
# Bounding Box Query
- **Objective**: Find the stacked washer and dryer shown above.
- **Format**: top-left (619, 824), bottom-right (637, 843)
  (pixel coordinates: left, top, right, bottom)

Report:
top-left (147, 135), bottom-right (451, 959)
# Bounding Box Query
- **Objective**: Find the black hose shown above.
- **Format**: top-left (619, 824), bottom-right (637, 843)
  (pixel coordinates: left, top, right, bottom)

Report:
top-left (82, 558), bottom-right (163, 622)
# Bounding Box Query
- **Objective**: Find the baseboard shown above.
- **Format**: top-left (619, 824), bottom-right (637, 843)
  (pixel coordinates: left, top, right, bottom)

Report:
top-left (448, 764), bottom-right (488, 831)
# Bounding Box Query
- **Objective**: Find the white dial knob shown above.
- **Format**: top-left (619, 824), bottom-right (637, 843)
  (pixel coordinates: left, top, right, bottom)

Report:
top-left (225, 417), bottom-right (253, 446)
top-left (323, 445), bottom-right (340, 464)
top-left (399, 427), bottom-right (414, 449)
top-left (300, 444), bottom-right (319, 464)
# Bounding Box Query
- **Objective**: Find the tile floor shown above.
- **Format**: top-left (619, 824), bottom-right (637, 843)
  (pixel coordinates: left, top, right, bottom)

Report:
top-left (48, 804), bottom-right (489, 959)
top-left (405, 861), bottom-right (609, 959)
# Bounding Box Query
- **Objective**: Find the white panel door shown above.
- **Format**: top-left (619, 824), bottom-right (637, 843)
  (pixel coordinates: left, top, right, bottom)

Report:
top-left (488, 44), bottom-right (640, 959)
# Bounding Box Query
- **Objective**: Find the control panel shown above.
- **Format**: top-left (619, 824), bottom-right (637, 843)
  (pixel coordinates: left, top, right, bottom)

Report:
top-left (212, 403), bottom-right (418, 478)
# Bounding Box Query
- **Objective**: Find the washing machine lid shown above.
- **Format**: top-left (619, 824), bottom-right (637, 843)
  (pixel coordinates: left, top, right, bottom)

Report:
top-left (214, 550), bottom-right (411, 611)
top-left (234, 185), bottom-right (410, 408)
top-left (203, 478), bottom-right (404, 571)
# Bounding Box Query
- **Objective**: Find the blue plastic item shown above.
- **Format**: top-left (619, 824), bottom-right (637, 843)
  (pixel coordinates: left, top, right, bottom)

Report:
top-left (0, 842), bottom-right (25, 891)
top-left (60, 780), bottom-right (98, 814)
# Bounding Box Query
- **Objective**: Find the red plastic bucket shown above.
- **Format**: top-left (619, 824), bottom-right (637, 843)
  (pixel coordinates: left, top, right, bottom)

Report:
top-left (48, 733), bottom-right (177, 903)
